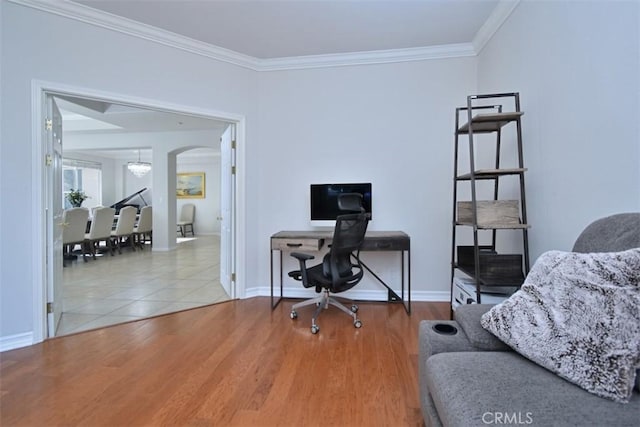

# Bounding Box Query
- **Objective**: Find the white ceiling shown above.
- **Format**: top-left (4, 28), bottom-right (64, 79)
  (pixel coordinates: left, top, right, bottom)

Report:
top-left (72, 0), bottom-right (501, 59)
top-left (56, 95), bottom-right (223, 159)
top-left (56, 95), bottom-right (227, 133)
top-left (55, 76), bottom-right (227, 158)
top-left (55, 0), bottom-right (506, 158)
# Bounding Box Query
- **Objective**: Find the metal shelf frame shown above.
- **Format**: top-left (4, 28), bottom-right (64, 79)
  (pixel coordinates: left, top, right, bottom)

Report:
top-left (450, 92), bottom-right (531, 315)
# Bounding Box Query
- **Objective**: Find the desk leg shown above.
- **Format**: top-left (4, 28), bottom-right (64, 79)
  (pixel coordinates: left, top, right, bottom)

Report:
top-left (271, 249), bottom-right (283, 309)
top-left (279, 251), bottom-right (283, 305)
top-left (404, 249), bottom-right (411, 314)
top-left (270, 249), bottom-right (274, 308)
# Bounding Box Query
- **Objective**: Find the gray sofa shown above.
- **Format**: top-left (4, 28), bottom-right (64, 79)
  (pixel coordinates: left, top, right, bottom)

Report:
top-left (419, 213), bottom-right (640, 427)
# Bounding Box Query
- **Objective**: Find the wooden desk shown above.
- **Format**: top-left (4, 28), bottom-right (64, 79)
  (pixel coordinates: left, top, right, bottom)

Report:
top-left (270, 230), bottom-right (411, 314)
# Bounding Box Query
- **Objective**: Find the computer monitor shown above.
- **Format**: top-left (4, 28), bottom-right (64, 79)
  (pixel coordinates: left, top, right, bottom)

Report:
top-left (310, 182), bottom-right (372, 226)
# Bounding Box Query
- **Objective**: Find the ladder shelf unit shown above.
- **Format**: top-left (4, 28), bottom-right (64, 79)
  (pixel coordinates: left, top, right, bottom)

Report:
top-left (450, 93), bottom-right (530, 314)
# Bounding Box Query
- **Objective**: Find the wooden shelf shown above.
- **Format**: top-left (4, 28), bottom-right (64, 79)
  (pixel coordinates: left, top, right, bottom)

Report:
top-left (457, 200), bottom-right (520, 225)
top-left (457, 112), bottom-right (524, 134)
top-left (456, 168), bottom-right (527, 181)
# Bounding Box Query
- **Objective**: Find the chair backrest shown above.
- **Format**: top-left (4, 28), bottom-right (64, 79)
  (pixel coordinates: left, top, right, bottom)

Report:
top-left (572, 212), bottom-right (640, 252)
top-left (180, 203), bottom-right (195, 223)
top-left (338, 193), bottom-right (365, 213)
top-left (135, 206), bottom-right (153, 233)
top-left (88, 207), bottom-right (116, 239)
top-left (113, 206), bottom-right (137, 235)
top-left (324, 212), bottom-right (370, 292)
top-left (90, 206), bottom-right (104, 218)
top-left (63, 207), bottom-right (89, 244)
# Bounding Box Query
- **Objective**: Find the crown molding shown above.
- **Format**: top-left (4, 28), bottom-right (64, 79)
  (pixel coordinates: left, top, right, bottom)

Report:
top-left (9, 0), bottom-right (259, 69)
top-left (10, 0), bottom-right (516, 71)
top-left (259, 43), bottom-right (476, 71)
top-left (472, 0), bottom-right (521, 54)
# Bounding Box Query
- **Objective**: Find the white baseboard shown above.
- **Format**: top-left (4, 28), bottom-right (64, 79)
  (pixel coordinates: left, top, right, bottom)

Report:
top-left (246, 286), bottom-right (449, 302)
top-left (411, 290), bottom-right (450, 302)
top-left (0, 332), bottom-right (34, 352)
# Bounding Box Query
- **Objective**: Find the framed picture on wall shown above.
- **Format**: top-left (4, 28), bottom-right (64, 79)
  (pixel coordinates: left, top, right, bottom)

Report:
top-left (177, 172), bottom-right (206, 199)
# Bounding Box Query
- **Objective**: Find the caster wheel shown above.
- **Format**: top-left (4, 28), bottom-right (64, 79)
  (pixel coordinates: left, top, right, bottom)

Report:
top-left (311, 325), bottom-right (320, 334)
top-left (290, 310), bottom-right (297, 319)
top-left (351, 304), bottom-right (359, 313)
top-left (354, 319), bottom-right (362, 328)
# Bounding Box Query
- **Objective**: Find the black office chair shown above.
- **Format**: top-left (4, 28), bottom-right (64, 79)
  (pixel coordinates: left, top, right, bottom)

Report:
top-left (288, 193), bottom-right (370, 334)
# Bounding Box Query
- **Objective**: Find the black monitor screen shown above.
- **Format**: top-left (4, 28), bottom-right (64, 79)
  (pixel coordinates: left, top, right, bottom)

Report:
top-left (310, 183), bottom-right (372, 220)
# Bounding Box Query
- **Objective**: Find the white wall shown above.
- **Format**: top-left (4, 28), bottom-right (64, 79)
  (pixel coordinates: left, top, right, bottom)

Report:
top-left (255, 59), bottom-right (477, 298)
top-left (177, 154), bottom-right (222, 235)
top-left (0, 2), bottom-right (256, 340)
top-left (477, 0), bottom-right (640, 261)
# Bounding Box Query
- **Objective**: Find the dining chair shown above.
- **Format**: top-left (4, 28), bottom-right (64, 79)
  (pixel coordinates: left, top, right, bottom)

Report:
top-left (110, 206), bottom-right (138, 254)
top-left (177, 203), bottom-right (195, 237)
top-left (62, 207), bottom-right (90, 265)
top-left (84, 207), bottom-right (116, 259)
top-left (133, 206), bottom-right (153, 249)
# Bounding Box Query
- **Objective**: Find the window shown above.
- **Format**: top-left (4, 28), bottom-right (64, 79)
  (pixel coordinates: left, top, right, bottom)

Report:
top-left (63, 159), bottom-right (102, 209)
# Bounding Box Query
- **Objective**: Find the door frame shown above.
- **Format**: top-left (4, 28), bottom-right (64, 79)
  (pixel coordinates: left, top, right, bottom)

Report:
top-left (31, 80), bottom-right (246, 343)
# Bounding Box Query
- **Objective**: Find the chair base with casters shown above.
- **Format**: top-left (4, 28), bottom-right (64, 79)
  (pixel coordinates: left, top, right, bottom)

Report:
top-left (290, 288), bottom-right (362, 334)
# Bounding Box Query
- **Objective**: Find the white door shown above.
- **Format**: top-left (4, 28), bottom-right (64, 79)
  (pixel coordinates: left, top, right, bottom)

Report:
top-left (46, 95), bottom-right (64, 337)
top-left (220, 124), bottom-right (235, 298)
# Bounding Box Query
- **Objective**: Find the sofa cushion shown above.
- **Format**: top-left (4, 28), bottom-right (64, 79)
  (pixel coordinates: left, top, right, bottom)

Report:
top-left (454, 304), bottom-right (510, 351)
top-left (425, 352), bottom-right (640, 427)
top-left (481, 249), bottom-right (640, 403)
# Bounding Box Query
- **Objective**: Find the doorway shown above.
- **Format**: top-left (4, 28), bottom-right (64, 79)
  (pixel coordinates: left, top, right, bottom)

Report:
top-left (34, 83), bottom-right (244, 341)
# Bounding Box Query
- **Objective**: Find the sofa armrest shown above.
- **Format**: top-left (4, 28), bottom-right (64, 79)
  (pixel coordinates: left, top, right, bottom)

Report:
top-left (418, 320), bottom-right (476, 360)
top-left (418, 320), bottom-right (477, 402)
top-left (418, 317), bottom-right (511, 427)
top-left (454, 304), bottom-right (511, 351)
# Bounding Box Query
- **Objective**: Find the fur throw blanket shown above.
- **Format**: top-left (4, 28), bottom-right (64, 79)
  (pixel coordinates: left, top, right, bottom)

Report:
top-left (481, 249), bottom-right (640, 403)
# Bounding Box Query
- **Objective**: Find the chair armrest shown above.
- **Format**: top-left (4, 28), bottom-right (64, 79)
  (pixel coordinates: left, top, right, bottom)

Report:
top-left (290, 252), bottom-right (315, 262)
top-left (288, 252), bottom-right (315, 287)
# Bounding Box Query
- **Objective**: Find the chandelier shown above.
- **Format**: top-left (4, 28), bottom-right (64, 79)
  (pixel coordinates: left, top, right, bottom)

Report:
top-left (127, 150), bottom-right (151, 178)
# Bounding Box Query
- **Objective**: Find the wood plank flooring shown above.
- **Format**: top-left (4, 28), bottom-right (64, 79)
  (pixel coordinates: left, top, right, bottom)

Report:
top-left (0, 297), bottom-right (449, 427)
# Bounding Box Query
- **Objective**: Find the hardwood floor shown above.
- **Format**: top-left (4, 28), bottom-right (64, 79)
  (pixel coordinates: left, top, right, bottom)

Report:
top-left (0, 297), bottom-right (449, 426)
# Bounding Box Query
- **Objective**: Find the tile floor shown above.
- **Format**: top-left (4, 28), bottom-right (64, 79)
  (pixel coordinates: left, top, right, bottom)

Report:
top-left (58, 235), bottom-right (230, 336)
